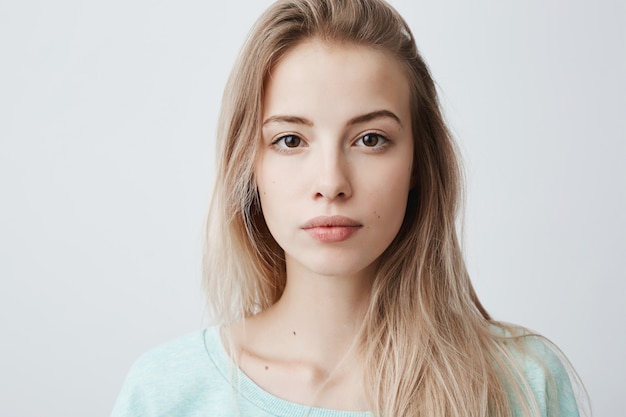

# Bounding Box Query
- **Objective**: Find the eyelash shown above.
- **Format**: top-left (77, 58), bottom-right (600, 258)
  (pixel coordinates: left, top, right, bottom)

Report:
top-left (270, 132), bottom-right (391, 153)
top-left (354, 132), bottom-right (390, 151)
top-left (270, 134), bottom-right (306, 153)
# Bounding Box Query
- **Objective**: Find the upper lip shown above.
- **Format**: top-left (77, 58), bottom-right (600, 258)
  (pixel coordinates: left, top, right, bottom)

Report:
top-left (301, 215), bottom-right (362, 229)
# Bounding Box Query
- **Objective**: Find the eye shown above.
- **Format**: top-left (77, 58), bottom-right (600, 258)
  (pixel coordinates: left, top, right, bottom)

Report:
top-left (355, 133), bottom-right (389, 149)
top-left (271, 134), bottom-right (304, 150)
top-left (282, 135), bottom-right (301, 148)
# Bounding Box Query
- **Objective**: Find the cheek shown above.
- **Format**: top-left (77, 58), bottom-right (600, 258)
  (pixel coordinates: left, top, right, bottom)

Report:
top-left (255, 164), bottom-right (294, 226)
top-left (369, 163), bottom-right (413, 227)
top-left (256, 157), bottom-right (287, 193)
top-left (377, 185), bottom-right (410, 224)
top-left (256, 155), bottom-right (305, 203)
top-left (255, 159), bottom-right (275, 201)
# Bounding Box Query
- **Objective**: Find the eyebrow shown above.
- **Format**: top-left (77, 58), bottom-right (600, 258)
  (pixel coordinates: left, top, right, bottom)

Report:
top-left (262, 115), bottom-right (313, 126)
top-left (262, 110), bottom-right (403, 129)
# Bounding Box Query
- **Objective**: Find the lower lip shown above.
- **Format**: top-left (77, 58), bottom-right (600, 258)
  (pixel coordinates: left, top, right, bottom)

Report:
top-left (303, 226), bottom-right (361, 243)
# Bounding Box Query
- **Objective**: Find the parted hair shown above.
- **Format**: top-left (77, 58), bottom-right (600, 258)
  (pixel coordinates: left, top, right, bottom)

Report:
top-left (204, 1), bottom-right (584, 416)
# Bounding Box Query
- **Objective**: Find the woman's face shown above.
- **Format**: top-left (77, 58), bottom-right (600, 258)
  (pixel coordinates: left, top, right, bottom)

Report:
top-left (255, 40), bottom-right (414, 279)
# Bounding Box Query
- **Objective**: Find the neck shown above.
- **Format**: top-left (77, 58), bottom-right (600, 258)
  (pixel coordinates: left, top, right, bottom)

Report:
top-left (274, 267), bottom-right (373, 352)
top-left (239, 256), bottom-right (376, 369)
top-left (228, 258), bottom-right (375, 410)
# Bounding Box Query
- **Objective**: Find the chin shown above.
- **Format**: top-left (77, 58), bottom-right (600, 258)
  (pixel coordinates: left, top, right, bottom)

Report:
top-left (302, 256), bottom-right (379, 280)
top-left (283, 244), bottom-right (383, 280)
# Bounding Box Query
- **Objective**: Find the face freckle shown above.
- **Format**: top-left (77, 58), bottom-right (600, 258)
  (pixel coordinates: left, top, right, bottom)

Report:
top-left (255, 40), bottom-right (414, 279)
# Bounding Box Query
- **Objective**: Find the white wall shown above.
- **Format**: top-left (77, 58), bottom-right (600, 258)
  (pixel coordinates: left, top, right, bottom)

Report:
top-left (0, 1), bottom-right (623, 416)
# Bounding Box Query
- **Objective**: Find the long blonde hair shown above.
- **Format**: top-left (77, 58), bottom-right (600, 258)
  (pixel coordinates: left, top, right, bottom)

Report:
top-left (204, 1), bottom-right (586, 416)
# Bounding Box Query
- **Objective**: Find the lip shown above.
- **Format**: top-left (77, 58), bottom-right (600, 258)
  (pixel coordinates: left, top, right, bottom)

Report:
top-left (301, 216), bottom-right (362, 243)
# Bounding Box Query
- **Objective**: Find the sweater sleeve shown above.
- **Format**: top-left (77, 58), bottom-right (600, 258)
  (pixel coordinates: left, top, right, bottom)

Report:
top-left (110, 331), bottom-right (217, 417)
top-left (110, 353), bottom-right (155, 417)
top-left (519, 337), bottom-right (581, 417)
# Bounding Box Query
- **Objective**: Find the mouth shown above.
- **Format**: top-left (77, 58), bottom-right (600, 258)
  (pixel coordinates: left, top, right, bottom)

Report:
top-left (301, 216), bottom-right (362, 243)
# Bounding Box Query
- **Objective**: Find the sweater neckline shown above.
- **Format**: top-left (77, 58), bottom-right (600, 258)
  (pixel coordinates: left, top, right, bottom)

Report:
top-left (203, 325), bottom-right (372, 417)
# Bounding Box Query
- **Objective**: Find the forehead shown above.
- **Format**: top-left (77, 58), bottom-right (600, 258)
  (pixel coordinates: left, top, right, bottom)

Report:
top-left (263, 40), bottom-right (411, 123)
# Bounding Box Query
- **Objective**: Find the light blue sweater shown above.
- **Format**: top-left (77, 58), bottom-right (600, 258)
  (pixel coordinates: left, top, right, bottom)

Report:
top-left (111, 326), bottom-right (580, 417)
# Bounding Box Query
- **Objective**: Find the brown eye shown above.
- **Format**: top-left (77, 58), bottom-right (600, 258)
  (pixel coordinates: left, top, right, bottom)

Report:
top-left (357, 133), bottom-right (389, 149)
top-left (361, 134), bottom-right (380, 147)
top-left (270, 134), bottom-right (306, 153)
top-left (282, 135), bottom-right (301, 148)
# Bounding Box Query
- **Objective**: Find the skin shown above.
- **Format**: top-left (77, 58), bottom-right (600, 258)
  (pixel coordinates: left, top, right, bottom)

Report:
top-left (230, 39), bottom-right (414, 411)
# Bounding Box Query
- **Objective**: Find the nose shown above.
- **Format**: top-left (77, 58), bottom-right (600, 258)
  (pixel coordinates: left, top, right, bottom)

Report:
top-left (312, 148), bottom-right (352, 201)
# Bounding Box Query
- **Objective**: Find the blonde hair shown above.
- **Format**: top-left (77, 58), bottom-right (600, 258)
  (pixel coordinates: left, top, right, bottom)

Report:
top-left (204, 0), bottom-right (586, 416)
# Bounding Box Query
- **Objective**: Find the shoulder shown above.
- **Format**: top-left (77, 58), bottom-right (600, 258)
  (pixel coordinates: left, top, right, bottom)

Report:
top-left (111, 327), bottom-right (234, 417)
top-left (492, 324), bottom-right (582, 417)
top-left (123, 330), bottom-right (210, 383)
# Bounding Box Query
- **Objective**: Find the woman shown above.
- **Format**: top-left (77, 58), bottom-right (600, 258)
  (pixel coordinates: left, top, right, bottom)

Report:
top-left (112, 0), bottom-right (586, 416)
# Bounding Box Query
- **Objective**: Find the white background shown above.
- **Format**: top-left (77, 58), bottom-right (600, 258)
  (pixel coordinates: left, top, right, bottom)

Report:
top-left (1, 1), bottom-right (624, 416)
